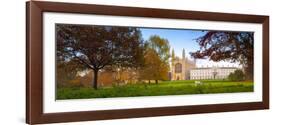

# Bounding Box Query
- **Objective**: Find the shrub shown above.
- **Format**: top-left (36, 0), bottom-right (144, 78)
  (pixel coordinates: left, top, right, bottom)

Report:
top-left (228, 69), bottom-right (245, 81)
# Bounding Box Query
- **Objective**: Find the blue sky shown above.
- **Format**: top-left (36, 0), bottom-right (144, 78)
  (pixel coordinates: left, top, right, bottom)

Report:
top-left (141, 28), bottom-right (206, 59)
top-left (140, 28), bottom-right (241, 68)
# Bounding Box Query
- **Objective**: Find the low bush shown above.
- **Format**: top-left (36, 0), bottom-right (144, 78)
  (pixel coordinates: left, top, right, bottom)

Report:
top-left (228, 69), bottom-right (245, 81)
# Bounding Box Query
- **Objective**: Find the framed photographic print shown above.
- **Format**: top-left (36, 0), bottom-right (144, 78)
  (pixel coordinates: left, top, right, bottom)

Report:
top-left (26, 1), bottom-right (269, 124)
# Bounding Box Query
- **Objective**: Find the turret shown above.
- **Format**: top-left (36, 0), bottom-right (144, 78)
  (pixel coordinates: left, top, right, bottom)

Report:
top-left (182, 49), bottom-right (185, 60)
top-left (182, 49), bottom-right (186, 80)
top-left (171, 49), bottom-right (175, 65)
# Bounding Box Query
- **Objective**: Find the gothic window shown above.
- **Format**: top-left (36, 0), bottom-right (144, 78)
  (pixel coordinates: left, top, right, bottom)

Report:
top-left (175, 63), bottom-right (182, 73)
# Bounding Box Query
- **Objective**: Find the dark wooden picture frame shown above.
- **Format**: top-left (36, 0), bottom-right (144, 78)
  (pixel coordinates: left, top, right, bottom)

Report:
top-left (26, 1), bottom-right (269, 124)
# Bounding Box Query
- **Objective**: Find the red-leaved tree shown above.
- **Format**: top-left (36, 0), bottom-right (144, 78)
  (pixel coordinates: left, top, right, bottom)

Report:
top-left (190, 31), bottom-right (253, 80)
top-left (56, 24), bottom-right (144, 89)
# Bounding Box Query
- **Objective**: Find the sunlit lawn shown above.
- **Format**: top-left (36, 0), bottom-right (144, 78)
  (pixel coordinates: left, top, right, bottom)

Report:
top-left (56, 80), bottom-right (254, 100)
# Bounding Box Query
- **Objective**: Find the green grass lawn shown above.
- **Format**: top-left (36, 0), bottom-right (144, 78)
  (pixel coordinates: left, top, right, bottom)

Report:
top-left (56, 80), bottom-right (254, 100)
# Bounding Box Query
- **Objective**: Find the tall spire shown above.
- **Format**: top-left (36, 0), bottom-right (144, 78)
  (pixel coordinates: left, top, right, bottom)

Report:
top-left (171, 49), bottom-right (175, 65)
top-left (182, 48), bottom-right (185, 59)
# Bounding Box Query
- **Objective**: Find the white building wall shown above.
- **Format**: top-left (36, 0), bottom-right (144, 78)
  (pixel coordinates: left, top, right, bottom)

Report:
top-left (190, 68), bottom-right (238, 80)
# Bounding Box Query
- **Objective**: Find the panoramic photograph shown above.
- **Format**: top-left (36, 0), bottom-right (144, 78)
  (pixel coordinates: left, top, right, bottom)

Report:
top-left (55, 24), bottom-right (254, 100)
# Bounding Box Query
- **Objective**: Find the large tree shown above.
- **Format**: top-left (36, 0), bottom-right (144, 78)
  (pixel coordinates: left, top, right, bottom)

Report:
top-left (146, 35), bottom-right (171, 64)
top-left (140, 48), bottom-right (169, 84)
top-left (190, 31), bottom-right (254, 80)
top-left (141, 35), bottom-right (170, 83)
top-left (56, 24), bottom-right (144, 89)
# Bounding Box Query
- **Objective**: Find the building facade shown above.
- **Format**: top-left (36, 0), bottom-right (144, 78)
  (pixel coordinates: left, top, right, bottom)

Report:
top-left (190, 67), bottom-right (238, 80)
top-left (170, 49), bottom-right (196, 80)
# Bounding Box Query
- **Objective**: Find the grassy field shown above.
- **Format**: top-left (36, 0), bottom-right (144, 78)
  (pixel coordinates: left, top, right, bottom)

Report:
top-left (56, 80), bottom-right (254, 100)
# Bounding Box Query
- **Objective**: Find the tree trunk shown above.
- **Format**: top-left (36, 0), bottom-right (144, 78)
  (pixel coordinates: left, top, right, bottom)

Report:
top-left (93, 69), bottom-right (99, 89)
top-left (245, 57), bottom-right (254, 81)
top-left (245, 63), bottom-right (253, 80)
top-left (155, 80), bottom-right (158, 84)
top-left (148, 80), bottom-right (150, 84)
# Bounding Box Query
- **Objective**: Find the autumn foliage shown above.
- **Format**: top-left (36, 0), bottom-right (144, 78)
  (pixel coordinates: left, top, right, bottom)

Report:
top-left (56, 24), bottom-right (144, 89)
